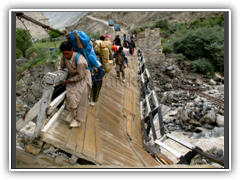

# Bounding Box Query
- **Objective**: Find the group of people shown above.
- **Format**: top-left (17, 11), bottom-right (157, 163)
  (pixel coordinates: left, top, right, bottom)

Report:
top-left (57, 33), bottom-right (135, 128)
top-left (113, 34), bottom-right (136, 55)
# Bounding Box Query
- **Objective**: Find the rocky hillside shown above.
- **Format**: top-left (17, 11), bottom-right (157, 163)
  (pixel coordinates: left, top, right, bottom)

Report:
top-left (43, 12), bottom-right (87, 29)
top-left (16, 12), bottom-right (53, 40)
top-left (91, 11), bottom-right (224, 29)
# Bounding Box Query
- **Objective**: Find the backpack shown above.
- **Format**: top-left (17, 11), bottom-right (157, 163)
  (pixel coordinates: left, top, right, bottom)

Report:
top-left (64, 30), bottom-right (105, 82)
top-left (65, 30), bottom-right (99, 71)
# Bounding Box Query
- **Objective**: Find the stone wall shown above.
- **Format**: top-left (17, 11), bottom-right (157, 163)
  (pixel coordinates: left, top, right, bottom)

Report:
top-left (137, 28), bottom-right (165, 65)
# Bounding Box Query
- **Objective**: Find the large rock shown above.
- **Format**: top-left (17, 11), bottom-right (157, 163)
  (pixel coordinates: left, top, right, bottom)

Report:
top-left (200, 110), bottom-right (216, 124)
top-left (29, 52), bottom-right (37, 60)
top-left (213, 73), bottom-right (222, 82)
top-left (216, 114), bottom-right (224, 127)
top-left (211, 127), bottom-right (224, 137)
top-left (179, 109), bottom-right (189, 122)
top-left (195, 78), bottom-right (204, 85)
top-left (16, 57), bottom-right (28, 66)
top-left (168, 68), bottom-right (182, 78)
top-left (209, 79), bottom-right (217, 85)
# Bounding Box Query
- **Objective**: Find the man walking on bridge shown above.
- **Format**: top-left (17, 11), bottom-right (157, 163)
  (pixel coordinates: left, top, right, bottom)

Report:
top-left (113, 35), bottom-right (121, 46)
top-left (113, 46), bottom-right (128, 82)
top-left (58, 41), bottom-right (92, 128)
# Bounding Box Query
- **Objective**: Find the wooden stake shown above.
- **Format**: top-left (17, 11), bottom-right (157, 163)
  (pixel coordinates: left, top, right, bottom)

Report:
top-left (73, 30), bottom-right (83, 48)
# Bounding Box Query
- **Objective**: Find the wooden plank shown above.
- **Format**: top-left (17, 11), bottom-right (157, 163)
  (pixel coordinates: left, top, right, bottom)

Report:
top-left (95, 118), bottom-right (103, 164)
top-left (131, 142), bottom-right (159, 167)
top-left (61, 108), bottom-right (71, 118)
top-left (33, 84), bottom-right (54, 138)
top-left (65, 127), bottom-right (80, 151)
top-left (47, 91), bottom-right (66, 115)
top-left (42, 132), bottom-right (94, 163)
top-left (16, 99), bottom-right (42, 131)
top-left (46, 119), bottom-right (71, 144)
top-left (126, 115), bottom-right (133, 140)
top-left (40, 103), bottom-right (65, 138)
top-left (75, 121), bottom-right (86, 154)
top-left (82, 112), bottom-right (96, 160)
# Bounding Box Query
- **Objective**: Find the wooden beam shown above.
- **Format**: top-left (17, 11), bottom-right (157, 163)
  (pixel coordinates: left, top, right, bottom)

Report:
top-left (16, 99), bottom-right (41, 131)
top-left (47, 91), bottom-right (66, 115)
top-left (43, 70), bottom-right (68, 86)
top-left (33, 84), bottom-right (54, 138)
top-left (40, 103), bottom-right (65, 138)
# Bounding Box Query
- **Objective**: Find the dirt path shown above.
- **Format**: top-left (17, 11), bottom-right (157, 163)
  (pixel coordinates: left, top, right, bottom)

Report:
top-left (87, 15), bottom-right (129, 39)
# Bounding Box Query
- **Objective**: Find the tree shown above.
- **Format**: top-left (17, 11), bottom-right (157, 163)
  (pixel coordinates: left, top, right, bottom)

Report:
top-left (48, 29), bottom-right (61, 39)
top-left (16, 28), bottom-right (33, 57)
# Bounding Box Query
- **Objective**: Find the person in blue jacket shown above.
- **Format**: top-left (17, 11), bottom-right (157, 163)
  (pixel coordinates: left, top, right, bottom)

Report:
top-left (113, 47), bottom-right (128, 82)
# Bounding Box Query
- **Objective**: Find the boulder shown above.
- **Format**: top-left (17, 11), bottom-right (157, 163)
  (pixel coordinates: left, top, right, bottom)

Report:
top-left (211, 127), bottom-right (224, 137)
top-left (218, 86), bottom-right (224, 92)
top-left (216, 114), bottom-right (224, 127)
top-left (168, 68), bottom-right (182, 77)
top-left (167, 66), bottom-right (173, 71)
top-left (29, 52), bottom-right (37, 60)
top-left (179, 109), bottom-right (189, 122)
top-left (16, 57), bottom-right (28, 66)
top-left (209, 79), bottom-right (217, 85)
top-left (213, 73), bottom-right (222, 81)
top-left (200, 110), bottom-right (216, 124)
top-left (164, 83), bottom-right (173, 90)
top-left (195, 78), bottom-right (204, 85)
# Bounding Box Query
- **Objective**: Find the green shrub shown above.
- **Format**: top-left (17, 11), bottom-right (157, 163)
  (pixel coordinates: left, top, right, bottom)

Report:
top-left (16, 49), bottom-right (23, 59)
top-left (48, 29), bottom-right (61, 39)
top-left (152, 19), bottom-right (156, 21)
top-left (87, 32), bottom-right (100, 40)
top-left (16, 28), bottom-right (33, 57)
top-left (162, 42), bottom-right (172, 55)
top-left (153, 18), bottom-right (171, 30)
top-left (191, 58), bottom-right (214, 74)
top-left (172, 53), bottom-right (187, 61)
top-left (130, 27), bottom-right (139, 34)
top-left (87, 12), bottom-right (92, 15)
top-left (161, 38), bottom-right (167, 44)
top-left (40, 38), bottom-right (47, 43)
top-left (172, 26), bottom-right (224, 71)
top-left (144, 23), bottom-right (150, 29)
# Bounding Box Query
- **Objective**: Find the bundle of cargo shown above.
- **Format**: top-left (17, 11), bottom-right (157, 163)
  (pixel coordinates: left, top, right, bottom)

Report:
top-left (112, 45), bottom-right (129, 55)
top-left (93, 40), bottom-right (113, 73)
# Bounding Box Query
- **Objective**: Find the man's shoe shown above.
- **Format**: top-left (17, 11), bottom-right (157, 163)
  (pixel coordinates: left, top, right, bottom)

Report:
top-left (70, 120), bottom-right (81, 128)
top-left (116, 76), bottom-right (119, 79)
top-left (122, 79), bottom-right (125, 82)
top-left (90, 102), bottom-right (95, 106)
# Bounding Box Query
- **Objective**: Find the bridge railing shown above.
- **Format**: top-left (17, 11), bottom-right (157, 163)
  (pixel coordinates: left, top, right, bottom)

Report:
top-left (137, 49), bottom-right (165, 144)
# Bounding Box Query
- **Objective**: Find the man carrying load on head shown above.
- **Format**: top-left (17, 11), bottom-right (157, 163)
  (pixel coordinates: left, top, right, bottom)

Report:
top-left (58, 41), bottom-right (92, 128)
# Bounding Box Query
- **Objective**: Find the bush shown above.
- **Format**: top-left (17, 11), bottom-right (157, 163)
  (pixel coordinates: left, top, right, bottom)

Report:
top-left (191, 58), bottom-right (214, 74)
top-left (172, 26), bottom-right (224, 71)
top-left (161, 38), bottom-right (167, 44)
top-left (16, 28), bottom-right (33, 57)
top-left (153, 18), bottom-right (171, 30)
top-left (87, 12), bottom-right (92, 15)
top-left (48, 29), bottom-right (61, 39)
top-left (87, 32), bottom-right (100, 40)
top-left (162, 42), bottom-right (172, 55)
top-left (16, 49), bottom-right (23, 59)
top-left (172, 53), bottom-right (187, 61)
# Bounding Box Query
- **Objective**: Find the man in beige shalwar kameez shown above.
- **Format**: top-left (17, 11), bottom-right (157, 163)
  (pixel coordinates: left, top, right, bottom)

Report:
top-left (58, 41), bottom-right (92, 128)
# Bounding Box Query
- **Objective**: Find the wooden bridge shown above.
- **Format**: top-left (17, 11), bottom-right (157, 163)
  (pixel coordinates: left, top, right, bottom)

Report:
top-left (17, 55), bottom-right (160, 167)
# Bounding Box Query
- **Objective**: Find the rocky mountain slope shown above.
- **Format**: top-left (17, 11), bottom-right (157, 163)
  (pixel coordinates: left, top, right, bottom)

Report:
top-left (16, 12), bottom-right (53, 40)
top-left (43, 12), bottom-right (87, 29)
